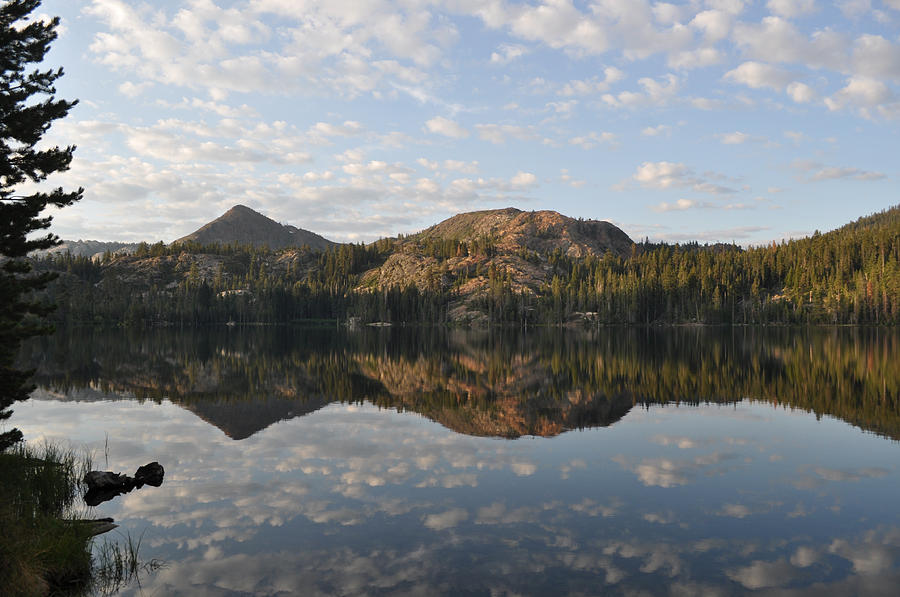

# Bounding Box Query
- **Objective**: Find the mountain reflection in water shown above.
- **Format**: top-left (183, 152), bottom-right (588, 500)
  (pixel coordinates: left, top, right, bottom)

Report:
top-left (14, 326), bottom-right (900, 596)
top-left (23, 326), bottom-right (900, 440)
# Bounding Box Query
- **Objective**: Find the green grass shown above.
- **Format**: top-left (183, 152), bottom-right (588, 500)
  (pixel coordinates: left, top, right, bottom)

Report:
top-left (0, 441), bottom-right (166, 595)
top-left (0, 442), bottom-right (94, 596)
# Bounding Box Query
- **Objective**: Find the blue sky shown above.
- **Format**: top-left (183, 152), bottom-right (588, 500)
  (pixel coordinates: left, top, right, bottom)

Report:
top-left (25, 0), bottom-right (900, 244)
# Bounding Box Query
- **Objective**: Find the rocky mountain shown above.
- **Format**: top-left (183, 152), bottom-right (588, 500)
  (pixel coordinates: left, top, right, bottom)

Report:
top-left (38, 205), bottom-right (636, 325)
top-left (174, 204), bottom-right (335, 250)
top-left (359, 208), bottom-right (634, 323)
top-left (414, 207), bottom-right (633, 258)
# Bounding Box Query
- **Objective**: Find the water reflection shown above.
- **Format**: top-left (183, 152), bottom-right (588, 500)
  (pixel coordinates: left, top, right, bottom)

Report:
top-left (12, 327), bottom-right (900, 595)
top-left (22, 326), bottom-right (900, 440)
top-left (15, 398), bottom-right (900, 596)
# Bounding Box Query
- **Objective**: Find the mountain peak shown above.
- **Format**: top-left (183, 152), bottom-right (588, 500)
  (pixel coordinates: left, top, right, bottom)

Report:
top-left (415, 207), bottom-right (633, 258)
top-left (223, 204), bottom-right (256, 215)
top-left (175, 205), bottom-right (334, 250)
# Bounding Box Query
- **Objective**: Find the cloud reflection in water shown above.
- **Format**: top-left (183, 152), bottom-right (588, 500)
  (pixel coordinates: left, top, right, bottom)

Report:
top-left (14, 394), bottom-right (900, 596)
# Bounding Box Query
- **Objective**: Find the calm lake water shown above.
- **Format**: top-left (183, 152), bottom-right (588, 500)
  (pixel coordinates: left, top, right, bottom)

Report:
top-left (13, 326), bottom-right (900, 596)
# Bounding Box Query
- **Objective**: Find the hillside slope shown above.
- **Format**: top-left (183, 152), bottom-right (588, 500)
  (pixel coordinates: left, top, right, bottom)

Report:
top-left (175, 204), bottom-right (335, 250)
top-left (359, 208), bottom-right (634, 322)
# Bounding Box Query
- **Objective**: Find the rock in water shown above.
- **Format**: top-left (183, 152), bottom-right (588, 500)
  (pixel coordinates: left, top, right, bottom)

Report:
top-left (83, 462), bottom-right (165, 506)
top-left (83, 470), bottom-right (131, 491)
top-left (134, 462), bottom-right (164, 487)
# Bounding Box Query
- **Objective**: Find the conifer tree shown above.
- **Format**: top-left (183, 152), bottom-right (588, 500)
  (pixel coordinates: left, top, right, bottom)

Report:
top-left (1, 0), bottom-right (81, 450)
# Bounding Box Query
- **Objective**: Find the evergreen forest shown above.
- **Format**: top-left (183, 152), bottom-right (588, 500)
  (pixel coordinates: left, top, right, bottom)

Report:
top-left (33, 204), bottom-right (900, 327)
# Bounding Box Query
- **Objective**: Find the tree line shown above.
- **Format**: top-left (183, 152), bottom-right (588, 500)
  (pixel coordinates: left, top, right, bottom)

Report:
top-left (33, 204), bottom-right (900, 327)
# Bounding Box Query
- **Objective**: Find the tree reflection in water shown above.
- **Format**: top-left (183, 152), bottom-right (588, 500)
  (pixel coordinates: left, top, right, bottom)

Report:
top-left (24, 325), bottom-right (900, 441)
top-left (16, 326), bottom-right (900, 596)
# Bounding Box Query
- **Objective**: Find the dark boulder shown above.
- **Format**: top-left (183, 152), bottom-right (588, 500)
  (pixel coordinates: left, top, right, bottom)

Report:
top-left (82, 461), bottom-right (165, 506)
top-left (83, 471), bottom-right (131, 491)
top-left (134, 462), bottom-right (164, 487)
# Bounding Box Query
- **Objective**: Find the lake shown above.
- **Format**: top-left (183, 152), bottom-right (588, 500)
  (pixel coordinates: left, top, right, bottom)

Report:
top-left (13, 326), bottom-right (900, 596)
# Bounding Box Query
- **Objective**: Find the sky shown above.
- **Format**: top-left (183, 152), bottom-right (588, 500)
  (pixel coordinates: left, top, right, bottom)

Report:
top-left (22, 0), bottom-right (900, 245)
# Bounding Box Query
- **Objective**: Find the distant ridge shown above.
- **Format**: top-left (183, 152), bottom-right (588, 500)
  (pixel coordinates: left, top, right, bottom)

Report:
top-left (174, 204), bottom-right (335, 250)
top-left (34, 239), bottom-right (142, 259)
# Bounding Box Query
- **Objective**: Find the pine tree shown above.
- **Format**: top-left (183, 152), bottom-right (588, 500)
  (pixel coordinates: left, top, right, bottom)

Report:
top-left (1, 0), bottom-right (81, 450)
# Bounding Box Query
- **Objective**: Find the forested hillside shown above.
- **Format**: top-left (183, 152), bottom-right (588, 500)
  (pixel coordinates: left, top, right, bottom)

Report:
top-left (33, 205), bottom-right (900, 326)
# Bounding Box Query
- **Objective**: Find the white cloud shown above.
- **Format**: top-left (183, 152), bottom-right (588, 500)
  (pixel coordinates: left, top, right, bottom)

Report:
top-left (829, 536), bottom-right (896, 575)
top-left (85, 0), bottom-right (451, 98)
top-left (667, 47), bottom-right (723, 69)
top-left (510, 171), bottom-right (538, 188)
top-left (651, 199), bottom-right (751, 212)
top-left (689, 96), bottom-right (724, 110)
top-left (634, 161), bottom-right (691, 189)
top-left (601, 74), bottom-right (679, 108)
top-left (118, 80), bottom-right (153, 97)
top-left (510, 462), bottom-right (537, 476)
top-left (852, 34), bottom-right (900, 81)
top-left (309, 121), bottom-right (364, 138)
top-left (156, 97), bottom-right (259, 118)
top-left (632, 161), bottom-right (737, 194)
top-left (417, 158), bottom-right (439, 171)
top-left (633, 458), bottom-right (691, 487)
top-left (732, 16), bottom-right (850, 73)
top-left (838, 0), bottom-right (871, 17)
top-left (792, 159), bottom-right (887, 182)
top-left (459, 0), bottom-right (726, 68)
top-left (443, 160), bottom-right (480, 174)
top-left (423, 508), bottom-right (468, 531)
top-left (766, 0), bottom-right (817, 18)
top-left (483, 0), bottom-right (610, 55)
top-left (475, 502), bottom-right (540, 525)
top-left (727, 559), bottom-right (799, 589)
top-left (545, 99), bottom-right (577, 117)
top-left (425, 116), bottom-right (470, 139)
top-left (728, 16), bottom-right (900, 113)
top-left (813, 466), bottom-right (890, 481)
top-left (568, 131), bottom-right (616, 149)
top-left (652, 199), bottom-right (702, 212)
top-left (690, 10), bottom-right (733, 41)
top-left (490, 43), bottom-right (528, 64)
top-left (559, 67), bottom-right (625, 96)
top-left (811, 167), bottom-right (886, 181)
top-left (474, 123), bottom-right (536, 144)
top-left (717, 503), bottom-right (752, 518)
top-left (652, 3), bottom-right (687, 25)
top-left (786, 81), bottom-right (816, 103)
top-left (559, 169), bottom-right (586, 188)
top-left (723, 61), bottom-right (793, 90)
top-left (717, 131), bottom-right (751, 144)
top-left (825, 77), bottom-right (894, 113)
top-left (642, 124), bottom-right (672, 136)
top-left (705, 0), bottom-right (751, 15)
top-left (791, 546), bottom-right (820, 567)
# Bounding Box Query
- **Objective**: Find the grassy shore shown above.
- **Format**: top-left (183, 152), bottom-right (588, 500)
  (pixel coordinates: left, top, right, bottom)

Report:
top-left (0, 442), bottom-right (94, 596)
